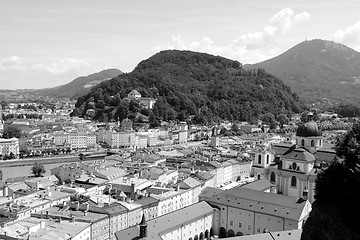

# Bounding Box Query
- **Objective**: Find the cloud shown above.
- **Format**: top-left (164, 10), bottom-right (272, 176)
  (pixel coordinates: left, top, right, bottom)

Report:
top-left (332, 21), bottom-right (360, 50)
top-left (154, 8), bottom-right (311, 64)
top-left (31, 58), bottom-right (90, 75)
top-left (0, 56), bottom-right (26, 71)
top-left (0, 56), bottom-right (91, 75)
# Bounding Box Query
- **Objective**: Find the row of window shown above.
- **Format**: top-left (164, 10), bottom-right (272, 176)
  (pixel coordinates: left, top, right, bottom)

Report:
top-left (270, 172), bottom-right (297, 187)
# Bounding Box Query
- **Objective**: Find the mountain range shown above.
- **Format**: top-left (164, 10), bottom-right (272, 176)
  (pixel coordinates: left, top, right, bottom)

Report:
top-left (34, 68), bottom-right (122, 99)
top-left (245, 39), bottom-right (360, 105)
top-left (31, 39), bottom-right (360, 108)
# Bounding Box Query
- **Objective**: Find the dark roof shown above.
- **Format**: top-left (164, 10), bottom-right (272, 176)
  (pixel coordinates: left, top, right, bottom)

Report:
top-left (296, 121), bottom-right (322, 137)
top-left (314, 149), bottom-right (336, 163)
top-left (134, 197), bottom-right (159, 207)
top-left (103, 202), bottom-right (128, 216)
top-left (273, 143), bottom-right (295, 156)
top-left (284, 148), bottom-right (315, 162)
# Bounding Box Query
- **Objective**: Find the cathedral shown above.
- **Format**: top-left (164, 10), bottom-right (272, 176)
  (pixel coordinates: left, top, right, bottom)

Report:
top-left (268, 114), bottom-right (336, 203)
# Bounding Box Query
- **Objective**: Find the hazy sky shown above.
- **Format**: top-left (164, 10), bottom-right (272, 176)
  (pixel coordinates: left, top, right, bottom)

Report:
top-left (1, 0), bottom-right (360, 89)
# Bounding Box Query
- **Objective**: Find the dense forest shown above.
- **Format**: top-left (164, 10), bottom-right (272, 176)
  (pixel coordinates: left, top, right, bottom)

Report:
top-left (71, 50), bottom-right (303, 125)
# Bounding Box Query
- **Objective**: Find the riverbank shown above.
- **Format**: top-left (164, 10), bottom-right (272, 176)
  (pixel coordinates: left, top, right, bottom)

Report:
top-left (0, 155), bottom-right (82, 167)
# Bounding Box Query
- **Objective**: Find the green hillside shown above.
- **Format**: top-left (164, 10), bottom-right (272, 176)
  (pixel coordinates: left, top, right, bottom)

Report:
top-left (72, 50), bottom-right (303, 124)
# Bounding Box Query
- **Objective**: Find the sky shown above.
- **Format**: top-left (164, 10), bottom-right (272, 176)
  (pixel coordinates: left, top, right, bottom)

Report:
top-left (1, 0), bottom-right (360, 90)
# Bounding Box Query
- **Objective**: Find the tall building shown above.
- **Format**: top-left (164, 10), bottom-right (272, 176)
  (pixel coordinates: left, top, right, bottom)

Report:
top-left (269, 118), bottom-right (336, 203)
top-left (0, 138), bottom-right (19, 156)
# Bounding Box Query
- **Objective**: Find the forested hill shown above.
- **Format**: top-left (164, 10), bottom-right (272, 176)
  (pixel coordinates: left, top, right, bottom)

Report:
top-left (72, 50), bottom-right (303, 124)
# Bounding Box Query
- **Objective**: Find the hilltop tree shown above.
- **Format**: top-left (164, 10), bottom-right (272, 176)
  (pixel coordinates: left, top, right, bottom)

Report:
top-left (31, 162), bottom-right (46, 177)
top-left (276, 114), bottom-right (290, 128)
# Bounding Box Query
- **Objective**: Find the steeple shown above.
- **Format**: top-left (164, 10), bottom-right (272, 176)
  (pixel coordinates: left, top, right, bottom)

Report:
top-left (139, 214), bottom-right (147, 238)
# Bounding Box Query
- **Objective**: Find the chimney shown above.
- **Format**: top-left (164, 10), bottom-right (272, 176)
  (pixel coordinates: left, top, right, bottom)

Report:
top-left (40, 221), bottom-right (45, 229)
top-left (85, 203), bottom-right (90, 212)
top-left (130, 183), bottom-right (135, 200)
top-left (3, 186), bottom-right (8, 197)
top-left (75, 202), bottom-right (80, 211)
top-left (139, 214), bottom-right (147, 238)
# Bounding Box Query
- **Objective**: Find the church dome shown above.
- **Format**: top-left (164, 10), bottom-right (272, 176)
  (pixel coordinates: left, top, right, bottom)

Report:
top-left (296, 121), bottom-right (322, 137)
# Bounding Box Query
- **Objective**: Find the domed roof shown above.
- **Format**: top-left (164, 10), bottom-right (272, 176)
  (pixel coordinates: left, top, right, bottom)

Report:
top-left (296, 121), bottom-right (322, 137)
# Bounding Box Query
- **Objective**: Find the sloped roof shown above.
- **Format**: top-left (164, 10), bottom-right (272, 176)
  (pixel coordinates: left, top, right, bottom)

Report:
top-left (128, 89), bottom-right (141, 96)
top-left (314, 149), bottom-right (336, 163)
top-left (273, 143), bottom-right (295, 156)
top-left (115, 201), bottom-right (213, 240)
top-left (207, 186), bottom-right (309, 221)
top-left (283, 148), bottom-right (315, 162)
top-left (242, 178), bottom-right (276, 192)
top-left (178, 177), bottom-right (202, 189)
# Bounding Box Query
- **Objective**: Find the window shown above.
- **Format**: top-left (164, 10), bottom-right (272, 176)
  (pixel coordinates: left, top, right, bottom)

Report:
top-left (301, 139), bottom-right (305, 146)
top-left (292, 162), bottom-right (297, 171)
top-left (239, 223), bottom-right (242, 228)
top-left (230, 221), bottom-right (233, 226)
top-left (248, 225), bottom-right (251, 230)
top-left (291, 176), bottom-right (297, 187)
top-left (258, 155), bottom-right (261, 164)
top-left (311, 140), bottom-right (315, 147)
top-left (270, 172), bottom-right (276, 183)
top-left (266, 155), bottom-right (269, 164)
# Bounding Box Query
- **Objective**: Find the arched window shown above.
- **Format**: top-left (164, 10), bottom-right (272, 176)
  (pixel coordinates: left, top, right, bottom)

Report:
top-left (292, 162), bottom-right (297, 171)
top-left (319, 139), bottom-right (322, 146)
top-left (258, 155), bottom-right (261, 164)
top-left (266, 155), bottom-right (269, 164)
top-left (311, 140), bottom-right (315, 147)
top-left (301, 139), bottom-right (305, 146)
top-left (291, 176), bottom-right (297, 187)
top-left (270, 172), bottom-right (276, 183)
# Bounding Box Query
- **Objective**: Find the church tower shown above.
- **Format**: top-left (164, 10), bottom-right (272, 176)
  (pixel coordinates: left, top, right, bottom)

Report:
top-left (210, 126), bottom-right (219, 147)
top-left (139, 214), bottom-right (147, 238)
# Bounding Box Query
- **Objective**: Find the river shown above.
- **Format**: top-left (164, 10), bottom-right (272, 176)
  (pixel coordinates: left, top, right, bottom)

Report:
top-left (1, 162), bottom-right (71, 181)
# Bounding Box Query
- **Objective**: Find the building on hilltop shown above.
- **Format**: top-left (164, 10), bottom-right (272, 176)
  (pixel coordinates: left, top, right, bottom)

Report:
top-left (126, 89), bottom-right (157, 109)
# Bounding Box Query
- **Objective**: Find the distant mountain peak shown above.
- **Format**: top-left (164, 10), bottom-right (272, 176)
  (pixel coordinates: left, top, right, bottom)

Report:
top-left (34, 68), bottom-right (123, 99)
top-left (245, 39), bottom-right (360, 105)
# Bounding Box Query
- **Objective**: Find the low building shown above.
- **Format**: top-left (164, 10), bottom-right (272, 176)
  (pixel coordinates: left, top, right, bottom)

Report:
top-left (115, 201), bottom-right (214, 240)
top-left (200, 186), bottom-right (311, 238)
